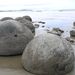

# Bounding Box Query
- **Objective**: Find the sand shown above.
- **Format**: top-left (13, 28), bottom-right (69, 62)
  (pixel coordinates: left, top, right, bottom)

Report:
top-left (0, 55), bottom-right (34, 75)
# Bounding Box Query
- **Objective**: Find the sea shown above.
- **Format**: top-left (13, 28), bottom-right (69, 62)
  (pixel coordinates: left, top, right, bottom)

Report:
top-left (0, 4), bottom-right (75, 38)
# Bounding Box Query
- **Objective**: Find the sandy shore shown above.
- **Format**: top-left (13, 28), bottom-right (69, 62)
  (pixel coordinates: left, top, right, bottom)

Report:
top-left (0, 55), bottom-right (34, 75)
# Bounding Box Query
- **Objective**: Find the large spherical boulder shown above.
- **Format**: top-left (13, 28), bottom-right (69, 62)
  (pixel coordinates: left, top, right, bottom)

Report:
top-left (22, 33), bottom-right (74, 75)
top-left (0, 20), bottom-right (33, 55)
top-left (15, 17), bottom-right (35, 34)
top-left (0, 17), bottom-right (13, 21)
top-left (22, 15), bottom-right (32, 22)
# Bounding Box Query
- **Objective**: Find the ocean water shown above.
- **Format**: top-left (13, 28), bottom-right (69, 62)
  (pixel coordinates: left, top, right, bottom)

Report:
top-left (0, 4), bottom-right (75, 37)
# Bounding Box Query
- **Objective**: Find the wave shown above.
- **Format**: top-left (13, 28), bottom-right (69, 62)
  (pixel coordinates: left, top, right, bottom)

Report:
top-left (0, 9), bottom-right (44, 12)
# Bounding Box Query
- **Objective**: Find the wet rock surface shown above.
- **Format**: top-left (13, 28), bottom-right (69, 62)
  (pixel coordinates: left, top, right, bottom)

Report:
top-left (34, 24), bottom-right (39, 28)
top-left (0, 20), bottom-right (33, 55)
top-left (22, 33), bottom-right (74, 75)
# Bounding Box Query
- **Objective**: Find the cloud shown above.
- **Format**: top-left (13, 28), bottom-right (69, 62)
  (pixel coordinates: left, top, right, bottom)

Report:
top-left (0, 0), bottom-right (75, 10)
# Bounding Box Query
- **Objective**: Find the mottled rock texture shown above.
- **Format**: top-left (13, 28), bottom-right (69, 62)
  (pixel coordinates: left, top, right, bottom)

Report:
top-left (22, 33), bottom-right (74, 75)
top-left (0, 20), bottom-right (33, 55)
top-left (22, 15), bottom-right (32, 22)
top-left (15, 17), bottom-right (35, 34)
top-left (70, 30), bottom-right (75, 37)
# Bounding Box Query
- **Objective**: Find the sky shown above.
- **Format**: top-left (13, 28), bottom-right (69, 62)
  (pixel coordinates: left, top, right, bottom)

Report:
top-left (0, 0), bottom-right (75, 10)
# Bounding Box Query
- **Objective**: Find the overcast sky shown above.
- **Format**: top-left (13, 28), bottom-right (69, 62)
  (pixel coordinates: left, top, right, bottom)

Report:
top-left (0, 0), bottom-right (74, 5)
top-left (0, 0), bottom-right (75, 9)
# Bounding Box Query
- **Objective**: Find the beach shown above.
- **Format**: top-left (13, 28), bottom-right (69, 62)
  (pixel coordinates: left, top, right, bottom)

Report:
top-left (0, 9), bottom-right (75, 75)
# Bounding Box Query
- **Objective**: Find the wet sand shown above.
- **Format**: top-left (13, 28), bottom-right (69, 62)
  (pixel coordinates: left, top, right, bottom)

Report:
top-left (0, 55), bottom-right (34, 75)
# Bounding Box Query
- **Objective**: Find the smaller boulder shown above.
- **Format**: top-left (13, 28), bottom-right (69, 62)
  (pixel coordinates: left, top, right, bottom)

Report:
top-left (70, 30), bottom-right (75, 37)
top-left (15, 17), bottom-right (35, 34)
top-left (15, 17), bottom-right (23, 21)
top-left (53, 28), bottom-right (64, 33)
top-left (22, 15), bottom-right (32, 22)
top-left (65, 37), bottom-right (75, 43)
top-left (0, 17), bottom-right (13, 21)
top-left (34, 24), bottom-right (39, 28)
top-left (47, 28), bottom-right (64, 36)
top-left (38, 21), bottom-right (45, 24)
top-left (73, 22), bottom-right (75, 26)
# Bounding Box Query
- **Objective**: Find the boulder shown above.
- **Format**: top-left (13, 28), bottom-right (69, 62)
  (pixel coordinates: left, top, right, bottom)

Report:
top-left (0, 20), bottom-right (33, 55)
top-left (65, 37), bottom-right (75, 43)
top-left (15, 17), bottom-right (22, 21)
top-left (70, 30), bottom-right (75, 37)
top-left (34, 24), bottom-right (39, 28)
top-left (22, 15), bottom-right (32, 22)
top-left (15, 17), bottom-right (35, 34)
top-left (47, 30), bottom-right (61, 36)
top-left (22, 33), bottom-right (74, 75)
top-left (53, 28), bottom-right (64, 33)
top-left (73, 22), bottom-right (75, 26)
top-left (0, 17), bottom-right (13, 21)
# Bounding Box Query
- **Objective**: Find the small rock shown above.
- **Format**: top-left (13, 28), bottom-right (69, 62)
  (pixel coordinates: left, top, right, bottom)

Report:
top-left (70, 30), bottom-right (75, 37)
top-left (42, 25), bottom-right (45, 28)
top-left (0, 20), bottom-right (34, 55)
top-left (34, 24), bottom-right (39, 28)
top-left (53, 28), bottom-right (64, 33)
top-left (15, 17), bottom-right (35, 34)
top-left (22, 15), bottom-right (32, 22)
top-left (47, 30), bottom-right (61, 36)
top-left (65, 37), bottom-right (74, 43)
top-left (73, 22), bottom-right (75, 26)
top-left (38, 21), bottom-right (45, 24)
top-left (47, 28), bottom-right (63, 36)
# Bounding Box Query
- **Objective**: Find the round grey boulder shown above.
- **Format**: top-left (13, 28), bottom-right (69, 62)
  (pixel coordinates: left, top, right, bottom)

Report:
top-left (0, 20), bottom-right (33, 55)
top-left (22, 33), bottom-right (74, 75)
top-left (15, 17), bottom-right (22, 21)
top-left (0, 17), bottom-right (13, 21)
top-left (15, 17), bottom-right (35, 34)
top-left (22, 15), bottom-right (32, 22)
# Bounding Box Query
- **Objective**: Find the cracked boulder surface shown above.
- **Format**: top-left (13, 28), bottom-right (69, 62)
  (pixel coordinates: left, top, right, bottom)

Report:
top-left (22, 33), bottom-right (74, 75)
top-left (0, 20), bottom-right (34, 55)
